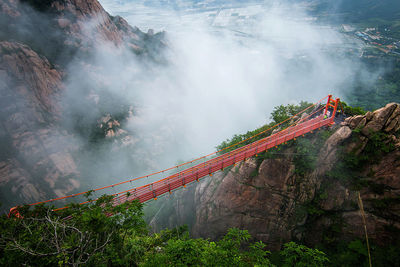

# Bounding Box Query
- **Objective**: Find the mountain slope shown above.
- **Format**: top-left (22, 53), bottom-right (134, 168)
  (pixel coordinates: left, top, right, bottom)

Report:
top-left (0, 0), bottom-right (164, 211)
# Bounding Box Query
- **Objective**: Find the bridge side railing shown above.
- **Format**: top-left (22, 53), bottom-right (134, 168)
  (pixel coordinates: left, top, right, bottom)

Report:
top-left (111, 112), bottom-right (336, 205)
top-left (8, 95), bottom-right (339, 217)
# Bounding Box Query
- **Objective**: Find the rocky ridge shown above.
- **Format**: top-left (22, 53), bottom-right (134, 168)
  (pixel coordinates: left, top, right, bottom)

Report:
top-left (0, 0), bottom-right (163, 64)
top-left (0, 0), bottom-right (164, 211)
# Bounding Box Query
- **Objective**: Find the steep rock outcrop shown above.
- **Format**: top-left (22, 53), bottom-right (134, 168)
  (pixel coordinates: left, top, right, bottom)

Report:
top-left (0, 0), bottom-right (165, 211)
top-left (193, 157), bottom-right (299, 250)
top-left (0, 41), bottom-right (79, 208)
top-left (0, 0), bottom-right (163, 64)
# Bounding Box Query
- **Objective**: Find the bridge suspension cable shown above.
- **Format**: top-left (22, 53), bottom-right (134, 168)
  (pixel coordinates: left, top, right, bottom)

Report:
top-left (8, 95), bottom-right (340, 217)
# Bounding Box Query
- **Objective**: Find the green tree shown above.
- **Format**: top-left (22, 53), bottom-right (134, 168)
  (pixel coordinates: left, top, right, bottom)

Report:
top-left (340, 101), bottom-right (366, 116)
top-left (0, 196), bottom-right (146, 266)
top-left (270, 101), bottom-right (312, 124)
top-left (217, 101), bottom-right (313, 154)
top-left (280, 242), bottom-right (329, 267)
top-left (141, 228), bottom-right (273, 267)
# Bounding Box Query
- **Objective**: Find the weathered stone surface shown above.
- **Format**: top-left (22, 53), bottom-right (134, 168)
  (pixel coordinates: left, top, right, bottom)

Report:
top-left (362, 103), bottom-right (399, 136)
top-left (319, 181), bottom-right (354, 211)
top-left (384, 105), bottom-right (400, 132)
top-left (362, 120), bottom-right (384, 136)
top-left (0, 41), bottom-right (63, 116)
top-left (317, 125), bottom-right (352, 172)
top-left (191, 157), bottom-right (301, 250)
top-left (348, 115), bottom-right (364, 129)
top-left (50, 0), bottom-right (126, 46)
top-left (0, 0), bottom-right (164, 211)
top-left (0, 0), bottom-right (163, 65)
top-left (366, 111), bottom-right (373, 121)
top-left (0, 41), bottom-right (80, 209)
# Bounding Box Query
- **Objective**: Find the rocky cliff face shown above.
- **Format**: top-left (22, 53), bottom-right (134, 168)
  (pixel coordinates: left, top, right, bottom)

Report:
top-left (0, 0), bottom-right (164, 211)
top-left (147, 103), bottom-right (400, 250)
top-left (0, 0), bottom-right (163, 65)
top-left (0, 41), bottom-right (80, 208)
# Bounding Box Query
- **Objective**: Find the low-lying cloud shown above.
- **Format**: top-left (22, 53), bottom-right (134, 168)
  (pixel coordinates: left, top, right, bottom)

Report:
top-left (84, 1), bottom-right (372, 168)
top-left (22, 0), bottom-right (383, 193)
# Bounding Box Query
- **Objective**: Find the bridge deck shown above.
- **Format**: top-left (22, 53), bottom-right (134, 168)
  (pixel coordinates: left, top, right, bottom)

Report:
top-left (112, 114), bottom-right (334, 206)
top-left (8, 95), bottom-right (340, 217)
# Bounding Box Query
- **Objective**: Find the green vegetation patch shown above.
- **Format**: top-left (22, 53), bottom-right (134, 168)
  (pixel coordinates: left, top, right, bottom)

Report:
top-left (0, 197), bottom-right (331, 266)
top-left (216, 101), bottom-right (313, 154)
top-left (347, 56), bottom-right (400, 111)
top-left (327, 128), bottom-right (395, 190)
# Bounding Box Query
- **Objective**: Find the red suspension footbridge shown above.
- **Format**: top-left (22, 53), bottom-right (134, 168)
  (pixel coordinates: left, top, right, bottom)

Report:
top-left (9, 95), bottom-right (341, 217)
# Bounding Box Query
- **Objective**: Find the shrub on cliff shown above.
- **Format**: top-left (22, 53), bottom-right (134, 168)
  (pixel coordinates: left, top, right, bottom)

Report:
top-left (270, 101), bottom-right (312, 124)
top-left (280, 242), bottom-right (329, 267)
top-left (340, 101), bottom-right (366, 116)
top-left (216, 101), bottom-right (313, 154)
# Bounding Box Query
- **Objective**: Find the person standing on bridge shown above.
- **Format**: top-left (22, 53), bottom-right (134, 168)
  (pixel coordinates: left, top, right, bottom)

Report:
top-left (324, 110), bottom-right (331, 119)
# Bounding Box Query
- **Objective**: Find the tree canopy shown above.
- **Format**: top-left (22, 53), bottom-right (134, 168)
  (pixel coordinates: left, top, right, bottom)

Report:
top-left (0, 196), bottom-right (330, 266)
